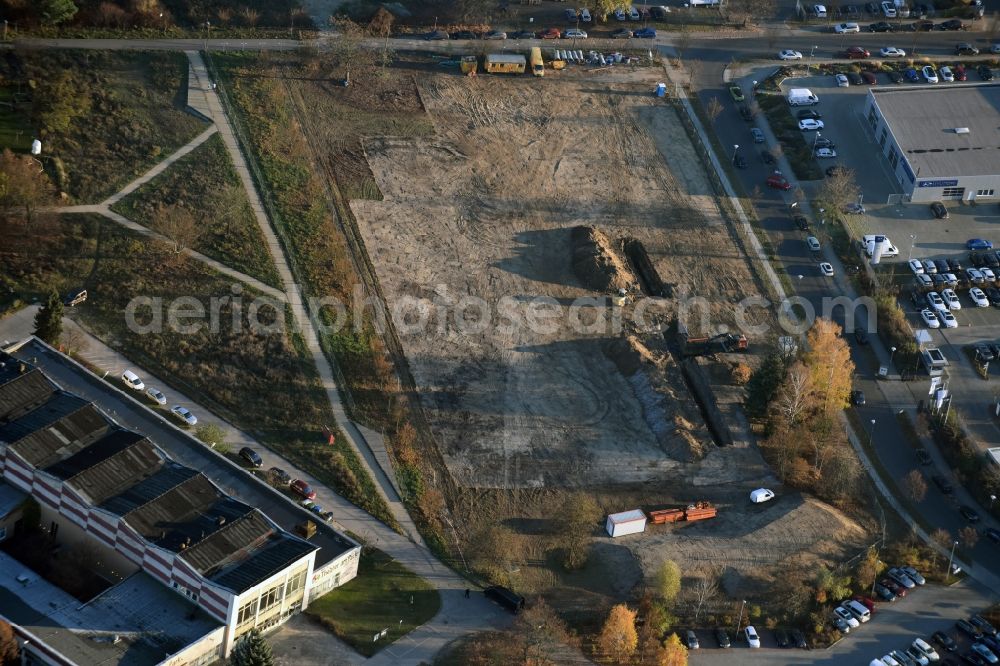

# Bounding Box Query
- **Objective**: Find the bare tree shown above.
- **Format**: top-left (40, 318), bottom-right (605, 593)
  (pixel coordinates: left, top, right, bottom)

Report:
top-left (817, 167), bottom-right (860, 215)
top-left (959, 526), bottom-right (979, 550)
top-left (61, 326), bottom-right (88, 358)
top-left (774, 361), bottom-right (812, 426)
top-left (901, 469), bottom-right (928, 503)
top-left (706, 96), bottom-right (724, 126)
top-left (155, 205), bottom-right (202, 256)
top-left (689, 568), bottom-right (720, 621)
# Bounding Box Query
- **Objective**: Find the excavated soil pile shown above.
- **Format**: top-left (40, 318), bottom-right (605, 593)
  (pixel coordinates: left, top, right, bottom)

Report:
top-left (570, 225), bottom-right (635, 293)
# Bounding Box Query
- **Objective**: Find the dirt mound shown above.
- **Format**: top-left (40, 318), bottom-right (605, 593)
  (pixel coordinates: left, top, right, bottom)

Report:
top-left (570, 225), bottom-right (634, 293)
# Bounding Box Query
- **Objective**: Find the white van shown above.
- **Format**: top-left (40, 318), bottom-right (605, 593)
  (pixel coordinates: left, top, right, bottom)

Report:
top-left (121, 370), bottom-right (145, 391)
top-left (842, 600), bottom-right (871, 623)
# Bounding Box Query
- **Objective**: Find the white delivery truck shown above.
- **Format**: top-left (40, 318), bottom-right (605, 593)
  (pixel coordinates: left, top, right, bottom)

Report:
top-left (606, 509), bottom-right (647, 537)
top-left (786, 88), bottom-right (819, 106)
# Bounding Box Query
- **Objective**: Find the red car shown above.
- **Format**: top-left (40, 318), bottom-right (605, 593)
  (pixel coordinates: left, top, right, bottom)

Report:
top-left (767, 173), bottom-right (792, 190)
top-left (540, 28), bottom-right (561, 39)
top-left (290, 479), bottom-right (316, 500)
top-left (880, 578), bottom-right (907, 597)
top-left (843, 46), bottom-right (870, 59)
top-left (861, 71), bottom-right (877, 85)
top-left (852, 595), bottom-right (877, 612)
top-left (955, 65), bottom-right (967, 81)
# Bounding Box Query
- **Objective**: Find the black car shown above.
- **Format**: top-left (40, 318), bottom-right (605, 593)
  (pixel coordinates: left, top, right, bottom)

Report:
top-left (916, 448), bottom-right (932, 465)
top-left (815, 138), bottom-right (836, 150)
top-left (940, 19), bottom-right (966, 30)
top-left (795, 215), bottom-right (810, 231)
top-left (960, 505), bottom-right (981, 522)
top-left (869, 21), bottom-right (894, 31)
top-left (985, 253), bottom-right (1000, 268)
top-left (888, 69), bottom-right (904, 83)
top-left (851, 390), bottom-right (866, 406)
top-left (947, 258), bottom-right (963, 272)
top-left (975, 342), bottom-right (997, 363)
top-left (987, 528), bottom-right (1000, 544)
top-left (450, 30), bottom-right (478, 39)
top-left (978, 65), bottom-right (994, 81)
top-left (874, 582), bottom-right (897, 601)
top-left (425, 29), bottom-right (450, 40)
top-left (774, 629), bottom-right (790, 648)
top-left (761, 150), bottom-right (776, 165)
top-left (790, 629), bottom-right (808, 649)
top-left (933, 474), bottom-right (955, 494)
top-left (239, 447), bottom-right (264, 467)
top-left (268, 466), bottom-right (292, 486)
top-left (738, 103), bottom-right (754, 121)
top-left (915, 19), bottom-right (935, 30)
top-left (958, 620), bottom-right (985, 641)
top-left (931, 201), bottom-right (949, 219)
top-left (965, 652), bottom-right (989, 666)
top-left (797, 109), bottom-right (822, 120)
top-left (987, 287), bottom-right (1000, 306)
top-left (847, 72), bottom-right (864, 85)
top-left (715, 628), bottom-right (731, 648)
top-left (511, 30), bottom-right (536, 39)
top-left (734, 153), bottom-right (747, 169)
top-left (854, 326), bottom-right (869, 344)
top-left (971, 615), bottom-right (999, 637)
top-left (934, 630), bottom-right (959, 652)
top-left (933, 259), bottom-right (949, 274)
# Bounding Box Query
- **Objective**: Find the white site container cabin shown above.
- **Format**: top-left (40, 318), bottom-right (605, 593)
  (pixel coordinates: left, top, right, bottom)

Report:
top-left (786, 88), bottom-right (819, 106)
top-left (606, 509), bottom-right (647, 538)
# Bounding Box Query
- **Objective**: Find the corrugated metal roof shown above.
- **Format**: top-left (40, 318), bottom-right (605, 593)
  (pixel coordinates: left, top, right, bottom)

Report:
top-left (2, 394), bottom-right (110, 467)
top-left (0, 363), bottom-right (56, 422)
top-left (44, 429), bottom-right (147, 479)
top-left (207, 534), bottom-right (317, 593)
top-left (100, 462), bottom-right (199, 516)
top-left (181, 511), bottom-right (274, 574)
top-left (60, 434), bottom-right (165, 505)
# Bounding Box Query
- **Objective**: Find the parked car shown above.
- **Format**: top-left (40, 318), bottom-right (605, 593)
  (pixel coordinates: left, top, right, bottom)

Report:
top-left (170, 405), bottom-right (197, 426)
top-left (861, 71), bottom-right (877, 84)
top-left (880, 46), bottom-right (906, 56)
top-left (888, 567), bottom-right (917, 588)
top-left (843, 46), bottom-right (871, 58)
top-left (767, 174), bottom-right (792, 190)
top-left (745, 626), bottom-right (761, 648)
top-left (540, 27), bottom-right (561, 39)
top-left (798, 109), bottom-right (822, 120)
top-left (580, 7), bottom-right (592, 21)
top-left (922, 65), bottom-right (939, 83)
top-left (290, 479), bottom-right (317, 500)
top-left (882, 578), bottom-right (908, 596)
top-left (685, 630), bottom-right (700, 649)
top-left (424, 30), bottom-right (449, 40)
top-left (836, 73), bottom-right (850, 87)
top-left (972, 616), bottom-right (999, 637)
top-left (920, 308), bottom-right (940, 328)
top-left (940, 66), bottom-right (955, 82)
top-left (833, 616), bottom-right (851, 633)
top-left (450, 30), bottom-right (478, 39)
top-left (848, 71), bottom-right (864, 85)
top-left (563, 28), bottom-right (586, 38)
top-left (931, 201), bottom-right (949, 219)
top-left (715, 628), bottom-right (731, 648)
top-left (762, 150), bottom-right (777, 165)
top-left (902, 566), bottom-right (926, 585)
top-left (611, 28), bottom-right (633, 38)
top-left (970, 288), bottom-right (990, 307)
top-left (750, 488), bottom-right (775, 503)
top-left (934, 630), bottom-right (958, 652)
top-left (960, 505), bottom-right (981, 522)
top-left (956, 42), bottom-right (979, 55)
top-left (774, 629), bottom-right (790, 647)
top-left (799, 118), bottom-right (824, 131)
top-left (121, 369), bottom-right (145, 391)
top-left (874, 582), bottom-right (897, 601)
top-left (145, 387), bottom-right (166, 405)
top-left (64, 288), bottom-right (88, 306)
top-left (905, 68), bottom-right (920, 81)
top-left (971, 643), bottom-right (997, 664)
top-left (932, 474), bottom-right (954, 494)
top-left (268, 467), bottom-right (292, 486)
top-left (959, 620), bottom-right (985, 641)
top-left (795, 215), bottom-right (809, 230)
top-left (978, 65), bottom-right (994, 81)
top-left (484, 29), bottom-right (507, 39)
top-left (634, 27), bottom-right (657, 38)
top-left (869, 20), bottom-right (893, 30)
top-left (906, 645), bottom-right (932, 665)
top-left (628, 6), bottom-right (640, 19)
top-left (751, 127), bottom-right (765, 143)
top-left (779, 49), bottom-right (804, 59)
top-left (969, 239), bottom-right (994, 251)
top-left (239, 447), bottom-right (263, 467)
top-left (511, 30), bottom-right (536, 39)
top-left (955, 65), bottom-right (968, 80)
top-left (816, 147), bottom-right (837, 158)
top-left (940, 19), bottom-right (966, 30)
top-left (836, 21), bottom-right (862, 32)
top-left (730, 85), bottom-right (745, 102)
top-left (791, 629), bottom-right (808, 649)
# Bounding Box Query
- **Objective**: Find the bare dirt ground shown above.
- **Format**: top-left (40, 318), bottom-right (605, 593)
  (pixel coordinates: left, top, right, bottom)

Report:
top-left (352, 67), bottom-right (773, 489)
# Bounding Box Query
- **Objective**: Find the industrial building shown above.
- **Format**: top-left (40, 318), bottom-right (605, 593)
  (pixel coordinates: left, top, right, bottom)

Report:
top-left (863, 84), bottom-right (1000, 203)
top-left (0, 345), bottom-right (361, 666)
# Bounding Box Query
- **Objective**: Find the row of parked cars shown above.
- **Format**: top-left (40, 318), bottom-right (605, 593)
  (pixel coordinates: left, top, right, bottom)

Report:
top-left (120, 370), bottom-right (198, 426)
top-left (684, 624), bottom-right (808, 650)
top-left (884, 613), bottom-right (1000, 666)
top-left (237, 449), bottom-right (337, 523)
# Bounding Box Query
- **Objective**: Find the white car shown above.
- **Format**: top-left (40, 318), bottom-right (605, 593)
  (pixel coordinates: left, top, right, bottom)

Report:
top-left (882, 0), bottom-right (897, 16)
top-left (909, 259), bottom-right (924, 275)
top-left (580, 8), bottom-right (592, 21)
top-left (905, 647), bottom-right (930, 666)
top-left (807, 236), bottom-right (821, 251)
top-left (882, 655), bottom-right (902, 666)
top-left (942, 288), bottom-right (961, 310)
top-left (982, 266), bottom-right (996, 281)
top-left (814, 3), bottom-right (827, 16)
top-left (170, 405), bottom-right (198, 426)
top-left (834, 607), bottom-right (861, 628)
top-left (967, 267), bottom-right (986, 284)
top-left (816, 147), bottom-right (837, 158)
top-left (836, 73), bottom-right (850, 87)
top-left (926, 291), bottom-right (946, 312)
top-left (912, 638), bottom-right (939, 662)
top-left (799, 119), bottom-right (824, 131)
top-left (940, 309), bottom-right (957, 328)
top-left (614, 8), bottom-right (627, 20)
top-left (779, 49), bottom-right (803, 60)
top-left (145, 387), bottom-right (167, 405)
top-left (835, 22), bottom-right (860, 32)
top-left (745, 626), bottom-right (761, 648)
top-left (920, 309), bottom-right (940, 328)
top-left (750, 488), bottom-right (775, 503)
top-left (628, 6), bottom-right (640, 19)
top-left (820, 262), bottom-right (834, 276)
top-left (121, 370), bottom-right (145, 391)
top-left (564, 28), bottom-right (588, 38)
top-left (939, 66), bottom-right (954, 82)
top-left (970, 287), bottom-right (989, 307)
top-left (880, 46), bottom-right (906, 57)
top-left (922, 65), bottom-right (938, 83)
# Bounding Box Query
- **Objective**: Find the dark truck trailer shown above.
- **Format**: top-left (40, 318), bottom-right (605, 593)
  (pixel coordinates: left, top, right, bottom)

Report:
top-left (485, 585), bottom-right (525, 614)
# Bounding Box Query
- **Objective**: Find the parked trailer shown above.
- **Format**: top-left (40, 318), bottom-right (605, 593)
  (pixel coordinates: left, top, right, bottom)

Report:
top-left (485, 53), bottom-right (527, 74)
top-left (606, 509), bottom-right (647, 537)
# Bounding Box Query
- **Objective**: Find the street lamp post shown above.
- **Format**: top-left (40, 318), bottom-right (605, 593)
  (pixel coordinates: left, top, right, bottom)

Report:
top-left (908, 234), bottom-right (916, 261)
top-left (991, 494), bottom-right (997, 511)
top-left (751, 79), bottom-right (758, 102)
top-left (734, 599), bottom-right (747, 637)
top-left (813, 131), bottom-right (822, 153)
top-left (732, 144), bottom-right (739, 165)
top-left (890, 346), bottom-right (897, 366)
top-left (869, 418), bottom-right (876, 447)
top-left (870, 557), bottom-right (882, 597)
top-left (946, 540), bottom-right (958, 581)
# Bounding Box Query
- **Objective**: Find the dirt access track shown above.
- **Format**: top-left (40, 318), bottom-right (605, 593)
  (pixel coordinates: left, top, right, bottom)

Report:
top-left (349, 64), bottom-right (783, 491)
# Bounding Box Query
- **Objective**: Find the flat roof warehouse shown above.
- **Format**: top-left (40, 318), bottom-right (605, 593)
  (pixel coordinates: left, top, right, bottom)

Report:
top-left (870, 84), bottom-right (1000, 178)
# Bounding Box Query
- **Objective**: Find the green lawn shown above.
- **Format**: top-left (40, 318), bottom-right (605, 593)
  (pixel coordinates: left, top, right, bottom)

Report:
top-left (110, 132), bottom-right (282, 288)
top-left (306, 548), bottom-right (440, 657)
